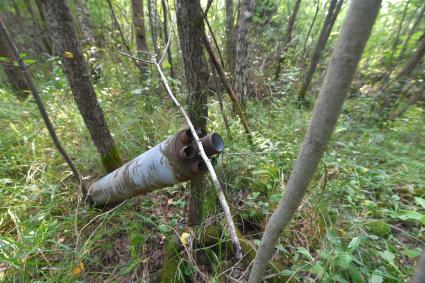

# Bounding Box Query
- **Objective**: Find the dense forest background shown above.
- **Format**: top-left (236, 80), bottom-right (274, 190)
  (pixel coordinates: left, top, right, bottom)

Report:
top-left (0, 0), bottom-right (424, 282)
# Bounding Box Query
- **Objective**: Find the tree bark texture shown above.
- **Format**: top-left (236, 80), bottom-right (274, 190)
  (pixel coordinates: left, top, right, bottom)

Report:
top-left (274, 0), bottom-right (302, 80)
top-left (131, 0), bottom-right (149, 71)
top-left (0, 31), bottom-right (30, 99)
top-left (39, 0), bottom-right (122, 172)
top-left (225, 0), bottom-right (236, 74)
top-left (411, 251), bottom-right (425, 283)
top-left (176, 0), bottom-right (210, 226)
top-left (148, 0), bottom-right (159, 56)
top-left (161, 0), bottom-right (174, 78)
top-left (377, 32), bottom-right (425, 115)
top-left (398, 3), bottom-right (425, 60)
top-left (0, 16), bottom-right (84, 192)
top-left (25, 0), bottom-right (52, 53)
top-left (234, 0), bottom-right (256, 107)
top-left (391, 0), bottom-right (411, 54)
top-left (398, 32), bottom-right (425, 78)
top-left (297, 0), bottom-right (343, 99)
top-left (299, 0), bottom-right (320, 67)
top-left (73, 0), bottom-right (94, 46)
top-left (248, 0), bottom-right (381, 282)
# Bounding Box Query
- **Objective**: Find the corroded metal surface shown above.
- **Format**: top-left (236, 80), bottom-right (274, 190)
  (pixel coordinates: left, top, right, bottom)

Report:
top-left (87, 129), bottom-right (223, 205)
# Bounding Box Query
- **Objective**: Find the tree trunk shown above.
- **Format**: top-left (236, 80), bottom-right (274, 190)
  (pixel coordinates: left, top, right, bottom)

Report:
top-left (176, 0), bottom-right (210, 226)
top-left (391, 0), bottom-right (411, 55)
top-left (248, 0), bottom-right (381, 281)
top-left (202, 33), bottom-right (253, 145)
top-left (411, 251), bottom-right (425, 283)
top-left (39, 0), bottom-right (122, 172)
top-left (73, 0), bottom-right (94, 46)
top-left (299, 0), bottom-right (320, 68)
top-left (147, 0), bottom-right (159, 56)
top-left (161, 0), bottom-right (174, 78)
top-left (398, 3), bottom-right (425, 60)
top-left (297, 0), bottom-right (343, 99)
top-left (11, 0), bottom-right (21, 17)
top-left (377, 32), bottom-right (425, 115)
top-left (225, 0), bottom-right (236, 75)
top-left (0, 16), bottom-right (84, 192)
top-left (25, 0), bottom-right (52, 53)
top-left (0, 32), bottom-right (30, 99)
top-left (274, 0), bottom-right (302, 80)
top-left (234, 0), bottom-right (256, 108)
top-left (131, 0), bottom-right (149, 71)
top-left (397, 32), bottom-right (425, 78)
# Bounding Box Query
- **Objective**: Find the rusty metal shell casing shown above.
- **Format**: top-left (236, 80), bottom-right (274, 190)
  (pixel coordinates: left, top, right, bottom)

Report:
top-left (87, 129), bottom-right (223, 205)
top-left (200, 133), bottom-right (224, 157)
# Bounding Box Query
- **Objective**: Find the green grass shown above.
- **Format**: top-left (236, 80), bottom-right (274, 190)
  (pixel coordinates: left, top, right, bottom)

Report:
top-left (0, 68), bottom-right (424, 281)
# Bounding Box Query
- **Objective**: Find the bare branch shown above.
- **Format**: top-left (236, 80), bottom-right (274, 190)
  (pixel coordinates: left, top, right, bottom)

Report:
top-left (0, 16), bottom-right (85, 194)
top-left (154, 59), bottom-right (242, 259)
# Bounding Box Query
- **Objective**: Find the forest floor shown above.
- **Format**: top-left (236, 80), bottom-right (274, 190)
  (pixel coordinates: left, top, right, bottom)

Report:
top-left (0, 76), bottom-right (424, 282)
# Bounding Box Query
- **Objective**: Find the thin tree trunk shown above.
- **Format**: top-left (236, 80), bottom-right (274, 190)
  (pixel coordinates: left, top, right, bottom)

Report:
top-left (299, 0), bottom-right (320, 68)
top-left (248, 1), bottom-right (381, 281)
top-left (202, 8), bottom-right (225, 68)
top-left (202, 33), bottom-right (253, 145)
top-left (25, 0), bottom-right (52, 53)
top-left (0, 32), bottom-right (30, 99)
top-left (274, 0), bottom-right (302, 80)
top-left (11, 0), bottom-right (21, 17)
top-left (107, 0), bottom-right (145, 75)
top-left (391, 0), bottom-right (411, 55)
top-left (411, 251), bottom-right (425, 283)
top-left (39, 0), bottom-right (122, 173)
top-left (131, 0), bottom-right (149, 72)
top-left (397, 32), bottom-right (425, 78)
top-left (398, 3), bottom-right (425, 60)
top-left (225, 0), bottom-right (236, 74)
top-left (73, 0), bottom-right (94, 46)
top-left (176, 0), bottom-right (210, 226)
top-left (148, 0), bottom-right (159, 57)
top-left (389, 91), bottom-right (423, 121)
top-left (324, 0), bottom-right (343, 40)
top-left (377, 33), bottom-right (425, 114)
top-left (161, 0), bottom-right (174, 78)
top-left (0, 16), bottom-right (84, 192)
top-left (297, 0), bottom-right (343, 99)
top-left (234, 0), bottom-right (256, 108)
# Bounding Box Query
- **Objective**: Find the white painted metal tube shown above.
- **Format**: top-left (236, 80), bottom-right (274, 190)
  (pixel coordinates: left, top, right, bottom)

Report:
top-left (86, 130), bottom-right (222, 205)
top-left (87, 137), bottom-right (175, 204)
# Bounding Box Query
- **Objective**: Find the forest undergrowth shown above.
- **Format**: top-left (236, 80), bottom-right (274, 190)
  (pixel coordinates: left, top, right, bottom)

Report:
top-left (0, 71), bottom-right (424, 282)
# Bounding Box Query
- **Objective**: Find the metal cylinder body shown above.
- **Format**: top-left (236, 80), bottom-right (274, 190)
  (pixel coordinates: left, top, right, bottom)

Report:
top-left (87, 130), bottom-right (223, 205)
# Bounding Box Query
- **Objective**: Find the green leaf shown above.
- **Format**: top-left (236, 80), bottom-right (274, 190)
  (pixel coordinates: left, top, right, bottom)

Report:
top-left (158, 224), bottom-right (170, 233)
top-left (397, 210), bottom-right (425, 225)
top-left (379, 250), bottom-right (398, 270)
top-left (335, 253), bottom-right (353, 269)
top-left (371, 273), bottom-right (383, 283)
top-left (310, 262), bottom-right (324, 276)
top-left (296, 247), bottom-right (314, 261)
top-left (348, 264), bottom-right (365, 283)
top-left (414, 197), bottom-right (425, 209)
top-left (402, 248), bottom-right (422, 258)
top-left (23, 59), bottom-right (36, 65)
top-left (348, 236), bottom-right (361, 252)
